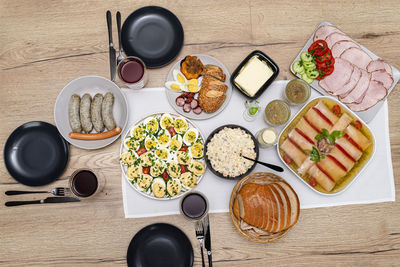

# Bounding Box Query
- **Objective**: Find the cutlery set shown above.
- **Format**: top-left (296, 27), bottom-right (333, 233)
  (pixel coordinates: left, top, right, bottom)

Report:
top-left (195, 215), bottom-right (213, 267)
top-left (4, 188), bottom-right (80, 206)
top-left (106, 10), bottom-right (124, 81)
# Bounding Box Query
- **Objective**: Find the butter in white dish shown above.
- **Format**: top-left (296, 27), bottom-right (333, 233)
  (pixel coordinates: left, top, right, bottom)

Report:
top-left (234, 56), bottom-right (274, 97)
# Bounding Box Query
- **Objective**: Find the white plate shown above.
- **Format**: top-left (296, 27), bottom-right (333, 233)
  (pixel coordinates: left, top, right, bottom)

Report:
top-left (290, 21), bottom-right (400, 123)
top-left (165, 54), bottom-right (232, 120)
top-left (54, 75), bottom-right (128, 150)
top-left (120, 112), bottom-right (206, 200)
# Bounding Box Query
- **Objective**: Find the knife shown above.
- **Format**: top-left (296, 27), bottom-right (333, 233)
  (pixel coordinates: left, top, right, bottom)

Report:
top-left (5, 197), bottom-right (80, 207)
top-left (106, 10), bottom-right (116, 81)
top-left (204, 215), bottom-right (213, 267)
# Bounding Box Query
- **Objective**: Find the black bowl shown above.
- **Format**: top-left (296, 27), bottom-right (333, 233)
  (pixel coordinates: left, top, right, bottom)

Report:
top-left (230, 50), bottom-right (279, 99)
top-left (204, 124), bottom-right (259, 180)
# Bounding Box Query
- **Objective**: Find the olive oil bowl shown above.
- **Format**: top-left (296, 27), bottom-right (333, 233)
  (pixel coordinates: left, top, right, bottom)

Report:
top-left (276, 96), bottom-right (376, 196)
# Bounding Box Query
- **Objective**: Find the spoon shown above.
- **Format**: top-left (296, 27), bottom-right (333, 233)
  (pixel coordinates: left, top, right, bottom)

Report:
top-left (116, 11), bottom-right (124, 65)
top-left (241, 154), bottom-right (284, 172)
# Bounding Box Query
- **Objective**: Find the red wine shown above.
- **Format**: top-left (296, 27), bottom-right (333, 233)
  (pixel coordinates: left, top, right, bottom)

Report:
top-left (120, 59), bottom-right (144, 83)
top-left (181, 193), bottom-right (207, 219)
top-left (71, 170), bottom-right (98, 197)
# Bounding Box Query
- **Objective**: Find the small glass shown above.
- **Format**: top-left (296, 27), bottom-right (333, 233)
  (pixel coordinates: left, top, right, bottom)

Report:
top-left (256, 127), bottom-right (278, 148)
top-left (117, 56), bottom-right (148, 89)
top-left (284, 79), bottom-right (310, 105)
top-left (179, 191), bottom-right (209, 221)
top-left (243, 100), bottom-right (261, 121)
top-left (68, 168), bottom-right (105, 199)
top-left (264, 99), bottom-right (291, 126)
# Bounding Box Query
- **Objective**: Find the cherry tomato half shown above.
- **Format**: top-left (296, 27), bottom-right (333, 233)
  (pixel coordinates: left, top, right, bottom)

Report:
top-left (309, 177), bottom-right (317, 187)
top-left (354, 120), bottom-right (362, 130)
top-left (332, 104), bottom-right (341, 116)
top-left (137, 147), bottom-right (147, 156)
top-left (142, 167), bottom-right (150, 174)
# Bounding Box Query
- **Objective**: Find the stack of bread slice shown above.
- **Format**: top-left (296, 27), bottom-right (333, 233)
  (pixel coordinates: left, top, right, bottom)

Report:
top-left (233, 179), bottom-right (299, 234)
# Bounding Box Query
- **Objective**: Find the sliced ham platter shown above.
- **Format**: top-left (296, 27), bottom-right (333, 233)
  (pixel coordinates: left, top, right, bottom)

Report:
top-left (291, 21), bottom-right (399, 123)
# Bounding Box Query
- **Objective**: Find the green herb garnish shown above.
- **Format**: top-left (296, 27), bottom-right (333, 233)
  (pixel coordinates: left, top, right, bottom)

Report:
top-left (315, 129), bottom-right (345, 144)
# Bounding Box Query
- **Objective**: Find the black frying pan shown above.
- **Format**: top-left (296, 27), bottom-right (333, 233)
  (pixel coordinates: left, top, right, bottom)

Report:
top-left (121, 6), bottom-right (184, 68)
top-left (127, 223), bottom-right (193, 267)
top-left (4, 121), bottom-right (69, 186)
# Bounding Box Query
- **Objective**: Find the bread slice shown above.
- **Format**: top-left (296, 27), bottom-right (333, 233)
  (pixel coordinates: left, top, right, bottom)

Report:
top-left (269, 184), bottom-right (285, 233)
top-left (263, 185), bottom-right (277, 232)
top-left (277, 181), bottom-right (299, 227)
top-left (273, 183), bottom-right (291, 230)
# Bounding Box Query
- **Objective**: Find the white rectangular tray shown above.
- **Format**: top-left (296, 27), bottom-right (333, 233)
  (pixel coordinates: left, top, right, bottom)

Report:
top-left (290, 21), bottom-right (400, 123)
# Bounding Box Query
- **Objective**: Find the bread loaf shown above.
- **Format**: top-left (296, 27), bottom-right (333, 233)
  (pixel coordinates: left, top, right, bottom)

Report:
top-left (234, 182), bottom-right (299, 233)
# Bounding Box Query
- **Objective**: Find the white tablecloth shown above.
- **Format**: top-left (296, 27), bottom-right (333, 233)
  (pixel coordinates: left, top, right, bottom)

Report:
top-left (121, 81), bottom-right (395, 218)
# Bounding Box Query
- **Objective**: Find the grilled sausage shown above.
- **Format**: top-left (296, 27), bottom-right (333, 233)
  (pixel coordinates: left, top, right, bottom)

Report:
top-left (102, 92), bottom-right (116, 131)
top-left (80, 94), bottom-right (93, 133)
top-left (90, 93), bottom-right (104, 132)
top-left (69, 127), bottom-right (121, 140)
top-left (68, 94), bottom-right (82, 133)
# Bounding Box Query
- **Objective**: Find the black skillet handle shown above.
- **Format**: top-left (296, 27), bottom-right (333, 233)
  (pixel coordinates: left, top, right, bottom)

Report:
top-left (5, 200), bottom-right (42, 207)
top-left (5, 190), bottom-right (47, 195)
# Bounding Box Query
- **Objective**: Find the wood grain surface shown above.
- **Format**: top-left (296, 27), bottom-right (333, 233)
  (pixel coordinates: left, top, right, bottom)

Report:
top-left (1, 0), bottom-right (400, 266)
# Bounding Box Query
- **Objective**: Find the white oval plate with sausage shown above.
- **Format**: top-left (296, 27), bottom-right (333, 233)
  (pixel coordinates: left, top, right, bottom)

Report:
top-left (165, 54), bottom-right (232, 120)
top-left (54, 75), bottom-right (128, 150)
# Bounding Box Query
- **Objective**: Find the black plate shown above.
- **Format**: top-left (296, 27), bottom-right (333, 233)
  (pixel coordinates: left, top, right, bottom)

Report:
top-left (121, 6), bottom-right (184, 68)
top-left (204, 124), bottom-right (259, 180)
top-left (127, 223), bottom-right (193, 267)
top-left (230, 50), bottom-right (279, 100)
top-left (4, 121), bottom-right (69, 186)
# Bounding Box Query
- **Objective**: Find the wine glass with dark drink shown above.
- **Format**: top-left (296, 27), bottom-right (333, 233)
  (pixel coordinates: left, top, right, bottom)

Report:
top-left (69, 169), bottom-right (104, 198)
top-left (180, 191), bottom-right (209, 221)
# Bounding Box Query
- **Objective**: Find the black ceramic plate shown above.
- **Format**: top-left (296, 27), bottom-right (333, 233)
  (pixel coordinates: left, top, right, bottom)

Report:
top-left (204, 124), bottom-right (259, 180)
top-left (230, 50), bottom-right (279, 100)
top-left (4, 121), bottom-right (69, 186)
top-left (121, 6), bottom-right (184, 68)
top-left (127, 223), bottom-right (193, 267)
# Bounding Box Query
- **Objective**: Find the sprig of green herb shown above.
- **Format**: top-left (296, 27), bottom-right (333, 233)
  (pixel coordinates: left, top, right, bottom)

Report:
top-left (315, 129), bottom-right (345, 144)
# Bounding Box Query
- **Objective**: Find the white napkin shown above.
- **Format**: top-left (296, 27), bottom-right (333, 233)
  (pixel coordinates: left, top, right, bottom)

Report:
top-left (121, 81), bottom-right (395, 218)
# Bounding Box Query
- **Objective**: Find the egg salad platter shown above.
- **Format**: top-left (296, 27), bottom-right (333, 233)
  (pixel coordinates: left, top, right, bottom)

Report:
top-left (164, 54), bottom-right (232, 120)
top-left (120, 112), bottom-right (206, 200)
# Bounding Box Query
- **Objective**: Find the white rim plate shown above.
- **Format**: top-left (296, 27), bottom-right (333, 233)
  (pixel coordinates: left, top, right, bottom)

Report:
top-left (120, 112), bottom-right (206, 200)
top-left (54, 75), bottom-right (128, 150)
top-left (165, 54), bottom-right (232, 120)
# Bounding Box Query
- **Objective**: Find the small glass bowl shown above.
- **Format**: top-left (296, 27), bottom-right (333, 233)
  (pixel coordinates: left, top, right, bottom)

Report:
top-left (264, 100), bottom-right (291, 126)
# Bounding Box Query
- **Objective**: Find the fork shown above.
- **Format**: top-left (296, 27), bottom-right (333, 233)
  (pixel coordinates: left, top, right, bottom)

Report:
top-left (195, 220), bottom-right (206, 267)
top-left (5, 188), bottom-right (71, 196)
top-left (116, 11), bottom-right (124, 65)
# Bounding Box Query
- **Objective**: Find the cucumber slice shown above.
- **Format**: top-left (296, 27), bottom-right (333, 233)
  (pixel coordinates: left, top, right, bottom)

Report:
top-left (303, 61), bottom-right (316, 70)
top-left (300, 52), bottom-right (314, 62)
top-left (292, 61), bottom-right (305, 74)
top-left (301, 73), bottom-right (314, 84)
top-left (305, 69), bottom-right (319, 79)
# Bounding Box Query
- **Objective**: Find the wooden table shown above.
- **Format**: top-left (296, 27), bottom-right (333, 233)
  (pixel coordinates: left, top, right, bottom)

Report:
top-left (1, 0), bottom-right (400, 266)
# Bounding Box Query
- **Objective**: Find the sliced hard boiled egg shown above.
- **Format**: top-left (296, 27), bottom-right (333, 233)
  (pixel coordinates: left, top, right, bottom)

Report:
top-left (157, 129), bottom-right (171, 148)
top-left (120, 152), bottom-right (136, 165)
top-left (152, 178), bottom-right (167, 198)
top-left (140, 151), bottom-right (156, 167)
top-left (167, 161), bottom-right (181, 178)
top-left (173, 69), bottom-right (187, 84)
top-left (137, 174), bottom-right (152, 191)
top-left (150, 160), bottom-right (166, 177)
top-left (131, 125), bottom-right (145, 141)
top-left (167, 178), bottom-right (182, 196)
top-left (180, 172), bottom-right (197, 188)
top-left (165, 81), bottom-right (184, 92)
top-left (144, 117), bottom-right (159, 134)
top-left (190, 142), bottom-right (204, 158)
top-left (169, 135), bottom-right (182, 151)
top-left (176, 151), bottom-right (192, 165)
top-left (126, 165), bottom-right (142, 180)
top-left (183, 128), bottom-right (199, 146)
top-left (144, 135), bottom-right (158, 151)
top-left (174, 117), bottom-right (188, 134)
top-left (188, 161), bottom-right (205, 176)
top-left (183, 79), bottom-right (200, 93)
top-left (160, 113), bottom-right (174, 129)
top-left (155, 148), bottom-right (169, 160)
top-left (124, 137), bottom-right (140, 151)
